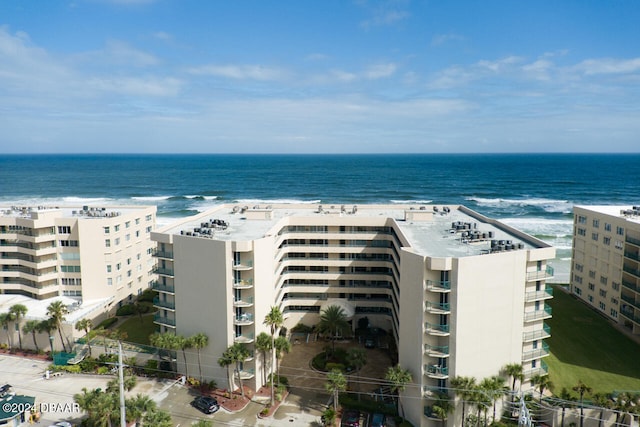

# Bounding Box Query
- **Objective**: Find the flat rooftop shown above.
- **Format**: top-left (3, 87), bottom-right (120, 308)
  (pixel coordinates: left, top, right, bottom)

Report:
top-left (156, 203), bottom-right (550, 257)
top-left (576, 205), bottom-right (640, 224)
top-left (0, 294), bottom-right (113, 324)
top-left (0, 205), bottom-right (153, 220)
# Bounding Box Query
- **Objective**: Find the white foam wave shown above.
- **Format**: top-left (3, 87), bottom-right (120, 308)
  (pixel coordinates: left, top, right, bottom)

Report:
top-left (232, 199), bottom-right (322, 205)
top-left (390, 200), bottom-right (433, 204)
top-left (184, 195), bottom-right (218, 200)
top-left (61, 196), bottom-right (113, 204)
top-left (467, 197), bottom-right (573, 214)
top-left (500, 217), bottom-right (573, 249)
top-left (131, 196), bottom-right (171, 201)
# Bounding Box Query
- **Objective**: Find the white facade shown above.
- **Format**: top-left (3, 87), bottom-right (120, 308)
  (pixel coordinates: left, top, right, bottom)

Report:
top-left (152, 203), bottom-right (555, 427)
top-left (0, 205), bottom-right (157, 349)
top-left (571, 205), bottom-right (640, 334)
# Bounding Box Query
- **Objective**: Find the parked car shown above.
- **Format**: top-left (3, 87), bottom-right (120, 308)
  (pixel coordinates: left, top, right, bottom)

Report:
top-left (191, 396), bottom-right (220, 414)
top-left (370, 412), bottom-right (385, 427)
top-left (364, 337), bottom-right (376, 348)
top-left (341, 409), bottom-right (361, 427)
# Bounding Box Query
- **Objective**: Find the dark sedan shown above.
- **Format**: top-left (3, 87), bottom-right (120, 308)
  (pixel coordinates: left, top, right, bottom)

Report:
top-left (191, 396), bottom-right (220, 414)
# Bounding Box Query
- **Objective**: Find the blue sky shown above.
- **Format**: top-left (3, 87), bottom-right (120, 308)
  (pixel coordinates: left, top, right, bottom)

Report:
top-left (1, 0), bottom-right (639, 153)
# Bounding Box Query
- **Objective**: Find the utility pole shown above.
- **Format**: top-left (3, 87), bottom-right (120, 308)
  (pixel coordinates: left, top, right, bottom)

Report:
top-left (118, 341), bottom-right (126, 427)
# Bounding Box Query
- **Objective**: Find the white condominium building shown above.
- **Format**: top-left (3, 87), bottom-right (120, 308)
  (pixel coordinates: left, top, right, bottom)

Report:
top-left (151, 203), bottom-right (555, 427)
top-left (0, 204), bottom-right (157, 311)
top-left (571, 205), bottom-right (640, 334)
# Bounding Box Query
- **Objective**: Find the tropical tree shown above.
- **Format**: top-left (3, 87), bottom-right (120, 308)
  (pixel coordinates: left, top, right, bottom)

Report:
top-left (46, 300), bottom-right (69, 353)
top-left (9, 304), bottom-right (27, 350)
top-left (503, 363), bottom-right (524, 413)
top-left (591, 392), bottom-right (613, 427)
top-left (150, 332), bottom-right (180, 372)
top-left (176, 335), bottom-right (193, 379)
top-left (126, 393), bottom-right (157, 427)
top-left (346, 347), bottom-right (367, 400)
top-left (317, 305), bottom-right (349, 352)
top-left (480, 375), bottom-right (507, 423)
top-left (611, 391), bottom-right (640, 427)
top-left (217, 352), bottom-right (234, 393)
top-left (274, 335), bottom-right (291, 378)
top-left (572, 380), bottom-right (592, 427)
top-left (192, 420), bottom-right (214, 427)
top-left (450, 376), bottom-right (477, 427)
top-left (107, 375), bottom-right (137, 393)
top-left (142, 409), bottom-right (172, 427)
top-left (190, 333), bottom-right (209, 383)
top-left (531, 374), bottom-right (553, 402)
top-left (430, 392), bottom-right (454, 427)
top-left (22, 320), bottom-right (41, 352)
top-left (38, 319), bottom-right (56, 355)
top-left (325, 369), bottom-right (347, 412)
top-left (263, 305), bottom-right (284, 405)
top-left (0, 312), bottom-right (15, 348)
top-left (385, 364), bottom-right (413, 419)
top-left (75, 318), bottom-right (94, 356)
top-left (220, 343), bottom-right (250, 398)
top-left (256, 331), bottom-right (272, 385)
top-left (558, 387), bottom-right (575, 427)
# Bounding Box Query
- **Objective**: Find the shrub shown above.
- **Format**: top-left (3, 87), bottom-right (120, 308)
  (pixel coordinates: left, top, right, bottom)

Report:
top-left (137, 289), bottom-right (157, 302)
top-left (291, 323), bottom-right (313, 334)
top-left (144, 359), bottom-right (158, 376)
top-left (51, 365), bottom-right (82, 374)
top-left (98, 353), bottom-right (118, 364)
top-left (96, 366), bottom-right (110, 375)
top-left (325, 362), bottom-right (345, 372)
top-left (116, 304), bottom-right (135, 316)
top-left (96, 317), bottom-right (118, 329)
top-left (312, 352), bottom-right (327, 370)
top-left (79, 357), bottom-right (98, 372)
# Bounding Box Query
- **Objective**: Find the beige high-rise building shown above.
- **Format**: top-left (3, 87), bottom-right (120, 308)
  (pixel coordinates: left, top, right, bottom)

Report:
top-left (0, 205), bottom-right (157, 347)
top-left (570, 205), bottom-right (640, 334)
top-left (152, 203), bottom-right (555, 427)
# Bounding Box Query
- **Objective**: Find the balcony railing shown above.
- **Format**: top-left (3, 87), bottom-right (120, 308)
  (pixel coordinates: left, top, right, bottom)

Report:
top-left (627, 236), bottom-right (640, 247)
top-left (620, 308), bottom-right (640, 324)
top-left (425, 302), bottom-right (451, 313)
top-left (526, 266), bottom-right (554, 281)
top-left (525, 287), bottom-right (554, 302)
top-left (425, 280), bottom-right (451, 292)
top-left (625, 251), bottom-right (640, 262)
top-left (522, 342), bottom-right (550, 361)
top-left (425, 364), bottom-right (449, 378)
top-left (234, 333), bottom-right (254, 344)
top-left (233, 279), bottom-right (253, 289)
top-left (524, 306), bottom-right (552, 322)
top-left (425, 322), bottom-right (450, 336)
top-left (233, 261), bottom-right (253, 270)
top-left (152, 249), bottom-right (174, 258)
top-left (151, 281), bottom-right (175, 293)
top-left (523, 360), bottom-right (548, 378)
top-left (153, 266), bottom-right (174, 276)
top-left (424, 344), bottom-right (449, 357)
top-left (153, 297), bottom-right (175, 310)
top-left (234, 313), bottom-right (254, 325)
top-left (523, 323), bottom-right (551, 341)
top-left (238, 369), bottom-right (255, 379)
top-left (623, 265), bottom-right (640, 279)
top-left (234, 297), bottom-right (254, 307)
top-left (153, 314), bottom-right (176, 327)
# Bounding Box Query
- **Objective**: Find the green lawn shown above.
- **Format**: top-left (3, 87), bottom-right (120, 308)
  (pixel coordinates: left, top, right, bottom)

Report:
top-left (116, 314), bottom-right (158, 345)
top-left (546, 285), bottom-right (640, 395)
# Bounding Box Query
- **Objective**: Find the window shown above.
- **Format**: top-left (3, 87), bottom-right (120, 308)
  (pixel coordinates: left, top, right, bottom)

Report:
top-left (603, 236), bottom-right (611, 245)
top-left (115, 237), bottom-right (120, 245)
top-left (59, 240), bottom-right (78, 247)
top-left (588, 270), bottom-right (596, 279)
top-left (600, 276), bottom-right (608, 285)
top-left (107, 278), bottom-right (113, 286)
top-left (135, 230), bottom-right (140, 238)
top-left (146, 226), bottom-right (152, 233)
top-left (604, 223), bottom-right (612, 232)
top-left (127, 258), bottom-right (131, 265)
top-left (104, 226), bottom-right (110, 234)
top-left (115, 225), bottom-right (120, 232)
top-left (574, 275), bottom-right (583, 284)
top-left (125, 234), bottom-right (131, 241)
top-left (615, 240), bottom-right (624, 250)
top-left (127, 270), bottom-right (132, 277)
top-left (592, 232), bottom-right (599, 241)
top-left (588, 295), bottom-right (593, 303)
top-left (610, 309), bottom-right (618, 318)
top-left (61, 265), bottom-right (81, 273)
top-left (593, 219), bottom-right (599, 228)
top-left (616, 226), bottom-right (624, 236)
top-left (588, 283), bottom-right (595, 291)
top-left (599, 289), bottom-right (607, 297)
top-left (58, 226), bottom-right (71, 234)
top-left (146, 214), bottom-right (152, 221)
top-left (574, 287), bottom-right (582, 295)
top-left (577, 228), bottom-right (586, 236)
top-left (611, 297), bottom-right (618, 305)
top-left (135, 218), bottom-right (140, 225)
top-left (612, 282), bottom-right (620, 291)
top-left (575, 263), bottom-right (584, 272)
top-left (107, 265), bottom-right (112, 273)
top-left (599, 302), bottom-right (605, 310)
top-left (125, 221), bottom-right (131, 228)
top-left (105, 239), bottom-right (111, 247)
top-left (577, 215), bottom-right (587, 224)
top-left (116, 263), bottom-right (122, 270)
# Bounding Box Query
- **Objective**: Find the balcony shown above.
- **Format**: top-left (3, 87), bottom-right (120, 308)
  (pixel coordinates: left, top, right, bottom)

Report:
top-left (425, 302), bottom-right (451, 314)
top-left (233, 279), bottom-right (253, 289)
top-left (524, 305), bottom-right (552, 322)
top-left (425, 280), bottom-right (451, 293)
top-left (525, 287), bottom-right (554, 302)
top-left (625, 251), bottom-right (640, 262)
top-left (622, 279), bottom-right (640, 293)
top-left (153, 314), bottom-right (176, 328)
top-left (234, 333), bottom-right (254, 344)
top-left (425, 322), bottom-right (450, 336)
top-left (238, 368), bottom-right (255, 380)
top-left (151, 281), bottom-right (175, 294)
top-left (620, 308), bottom-right (640, 324)
top-left (152, 249), bottom-right (174, 259)
top-left (153, 297), bottom-right (175, 311)
top-left (627, 236), bottom-right (640, 247)
top-left (234, 313), bottom-right (254, 325)
top-left (424, 405), bottom-right (442, 420)
top-left (526, 266), bottom-right (554, 281)
top-left (153, 266), bottom-right (174, 277)
top-left (424, 344), bottom-right (449, 358)
top-left (523, 360), bottom-right (548, 378)
top-left (623, 265), bottom-right (640, 279)
top-left (425, 364), bottom-right (449, 379)
top-left (233, 261), bottom-right (253, 271)
top-left (523, 323), bottom-right (551, 342)
top-left (621, 294), bottom-right (640, 311)
top-left (522, 342), bottom-right (550, 362)
top-left (234, 297), bottom-right (254, 307)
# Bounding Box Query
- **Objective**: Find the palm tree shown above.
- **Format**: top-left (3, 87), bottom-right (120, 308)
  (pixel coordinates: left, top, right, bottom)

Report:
top-left (0, 312), bottom-right (15, 348)
top-left (217, 352), bottom-right (234, 393)
top-left (480, 375), bottom-right (507, 423)
top-left (9, 304), bottom-right (27, 350)
top-left (431, 392), bottom-right (454, 427)
top-left (572, 380), bottom-right (592, 427)
top-left (325, 368), bottom-right (347, 412)
top-left (75, 318), bottom-right (93, 356)
top-left (318, 305), bottom-right (349, 352)
top-left (22, 320), bottom-right (40, 352)
top-left (46, 300), bottom-right (69, 353)
top-left (385, 364), bottom-right (413, 419)
top-left (591, 392), bottom-right (613, 427)
top-left (263, 305), bottom-right (284, 405)
top-left (450, 376), bottom-right (477, 427)
top-left (220, 343), bottom-right (250, 398)
top-left (346, 347), bottom-right (367, 400)
top-left (558, 387), bottom-right (574, 427)
top-left (190, 333), bottom-right (209, 383)
top-left (142, 408), bottom-right (172, 427)
top-left (611, 391), bottom-right (639, 427)
top-left (126, 393), bottom-right (157, 427)
top-left (274, 335), bottom-right (291, 378)
top-left (256, 332), bottom-right (272, 385)
top-left (176, 335), bottom-right (193, 380)
top-left (150, 332), bottom-right (180, 372)
top-left (503, 363), bottom-right (524, 414)
top-left (38, 319), bottom-right (56, 355)
top-left (531, 374), bottom-right (552, 402)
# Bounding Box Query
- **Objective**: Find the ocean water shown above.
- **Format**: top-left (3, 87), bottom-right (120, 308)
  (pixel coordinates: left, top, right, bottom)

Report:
top-left (2, 153), bottom-right (640, 283)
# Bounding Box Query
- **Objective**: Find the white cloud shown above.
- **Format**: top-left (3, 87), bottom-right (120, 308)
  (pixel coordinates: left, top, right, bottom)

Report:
top-left (187, 64), bottom-right (288, 81)
top-left (88, 76), bottom-right (183, 96)
top-left (359, 0), bottom-right (410, 29)
top-left (575, 58), bottom-right (640, 75)
top-left (103, 40), bottom-right (159, 67)
top-left (431, 33), bottom-right (464, 47)
top-left (365, 63), bottom-right (397, 79)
